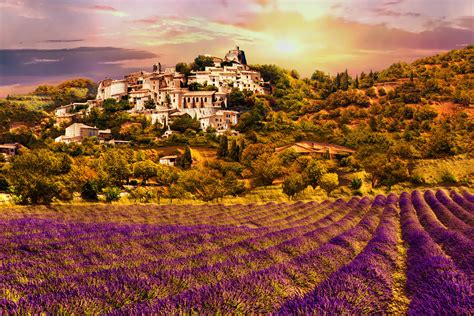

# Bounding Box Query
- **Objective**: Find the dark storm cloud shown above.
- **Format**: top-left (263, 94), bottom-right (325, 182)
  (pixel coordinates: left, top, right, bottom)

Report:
top-left (0, 47), bottom-right (158, 85)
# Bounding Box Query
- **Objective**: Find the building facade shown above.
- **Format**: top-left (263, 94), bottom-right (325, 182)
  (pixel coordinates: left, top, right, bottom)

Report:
top-left (56, 47), bottom-right (264, 134)
top-left (55, 123), bottom-right (111, 144)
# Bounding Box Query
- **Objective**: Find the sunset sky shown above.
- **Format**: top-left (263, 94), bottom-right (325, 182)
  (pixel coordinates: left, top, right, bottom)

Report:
top-left (0, 0), bottom-right (472, 95)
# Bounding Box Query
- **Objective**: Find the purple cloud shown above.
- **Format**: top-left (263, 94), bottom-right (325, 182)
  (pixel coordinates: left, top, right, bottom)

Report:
top-left (0, 47), bottom-right (158, 85)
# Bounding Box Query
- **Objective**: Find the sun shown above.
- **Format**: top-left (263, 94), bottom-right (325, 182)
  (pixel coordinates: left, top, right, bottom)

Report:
top-left (275, 39), bottom-right (301, 54)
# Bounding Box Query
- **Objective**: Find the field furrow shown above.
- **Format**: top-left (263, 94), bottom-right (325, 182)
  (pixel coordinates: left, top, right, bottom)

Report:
top-left (1, 190), bottom-right (473, 314)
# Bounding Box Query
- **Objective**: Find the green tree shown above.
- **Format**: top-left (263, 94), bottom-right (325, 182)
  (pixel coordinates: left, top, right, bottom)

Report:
top-left (68, 159), bottom-right (106, 201)
top-left (5, 149), bottom-right (72, 204)
top-left (192, 55), bottom-right (215, 71)
top-left (144, 99), bottom-right (156, 110)
top-left (353, 75), bottom-right (359, 89)
top-left (366, 87), bottom-right (377, 97)
top-left (341, 69), bottom-right (351, 90)
top-left (129, 187), bottom-right (156, 203)
top-left (156, 164), bottom-right (179, 186)
top-left (103, 98), bottom-right (131, 113)
top-left (229, 139), bottom-right (240, 162)
top-left (217, 135), bottom-right (228, 158)
top-left (282, 173), bottom-right (306, 200)
top-left (251, 153), bottom-right (283, 186)
top-left (290, 69), bottom-right (300, 79)
top-left (319, 173), bottom-right (339, 196)
top-left (165, 184), bottom-right (186, 204)
top-left (103, 187), bottom-right (121, 203)
top-left (249, 64), bottom-right (286, 84)
top-left (175, 62), bottom-right (192, 77)
top-left (311, 70), bottom-right (329, 82)
top-left (228, 88), bottom-right (247, 107)
top-left (350, 178), bottom-right (363, 190)
top-left (359, 152), bottom-right (408, 189)
top-left (427, 127), bottom-right (456, 157)
top-left (302, 158), bottom-right (327, 189)
top-left (100, 149), bottom-right (132, 186)
top-left (179, 169), bottom-right (225, 201)
top-left (170, 114), bottom-right (201, 132)
top-left (241, 143), bottom-right (274, 167)
top-left (80, 181), bottom-right (101, 201)
top-left (223, 172), bottom-right (246, 196)
top-left (176, 146), bottom-right (193, 169)
top-left (236, 98), bottom-right (267, 131)
top-left (379, 159), bottom-right (408, 190)
top-left (133, 160), bottom-right (158, 184)
top-left (188, 82), bottom-right (204, 91)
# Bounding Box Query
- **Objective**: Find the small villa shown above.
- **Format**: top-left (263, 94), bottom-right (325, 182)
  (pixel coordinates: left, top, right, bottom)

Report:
top-left (55, 123), bottom-right (112, 144)
top-left (0, 143), bottom-right (20, 158)
top-left (159, 155), bottom-right (178, 166)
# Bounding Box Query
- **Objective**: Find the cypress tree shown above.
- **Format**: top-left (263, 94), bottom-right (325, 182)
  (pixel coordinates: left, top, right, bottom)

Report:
top-left (342, 69), bottom-right (350, 90)
top-left (238, 140), bottom-right (244, 162)
top-left (177, 146), bottom-right (193, 169)
top-left (182, 146), bottom-right (192, 169)
top-left (230, 140), bottom-right (240, 161)
top-left (217, 135), bottom-right (228, 158)
top-left (335, 73), bottom-right (341, 90)
top-left (354, 75), bottom-right (359, 89)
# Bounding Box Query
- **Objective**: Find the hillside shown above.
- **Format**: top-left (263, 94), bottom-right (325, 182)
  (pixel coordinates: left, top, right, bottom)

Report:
top-left (0, 47), bottom-right (473, 205)
top-left (0, 189), bottom-right (472, 313)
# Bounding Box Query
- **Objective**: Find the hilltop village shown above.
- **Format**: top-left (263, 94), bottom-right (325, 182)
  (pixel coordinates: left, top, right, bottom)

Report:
top-left (54, 47), bottom-right (267, 143)
top-left (0, 45), bottom-right (472, 206)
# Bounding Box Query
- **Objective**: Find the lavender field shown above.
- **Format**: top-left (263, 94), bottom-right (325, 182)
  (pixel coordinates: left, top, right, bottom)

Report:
top-left (1, 189), bottom-right (473, 314)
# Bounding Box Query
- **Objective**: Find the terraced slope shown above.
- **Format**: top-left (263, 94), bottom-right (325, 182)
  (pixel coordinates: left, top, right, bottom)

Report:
top-left (0, 189), bottom-right (472, 314)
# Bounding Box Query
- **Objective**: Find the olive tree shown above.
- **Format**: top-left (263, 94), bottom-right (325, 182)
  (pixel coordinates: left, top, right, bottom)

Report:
top-left (5, 149), bottom-right (72, 204)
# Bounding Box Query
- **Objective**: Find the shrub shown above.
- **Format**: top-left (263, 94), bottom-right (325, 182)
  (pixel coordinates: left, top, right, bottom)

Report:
top-left (350, 178), bottom-right (363, 190)
top-left (80, 181), bottom-right (101, 201)
top-left (319, 173), bottom-right (339, 196)
top-left (366, 87), bottom-right (377, 97)
top-left (325, 90), bottom-right (370, 109)
top-left (129, 187), bottom-right (156, 203)
top-left (410, 174), bottom-right (426, 185)
top-left (282, 174), bottom-right (306, 200)
top-left (133, 160), bottom-right (158, 184)
top-left (103, 187), bottom-right (121, 203)
top-left (0, 175), bottom-right (8, 191)
top-left (440, 171), bottom-right (457, 184)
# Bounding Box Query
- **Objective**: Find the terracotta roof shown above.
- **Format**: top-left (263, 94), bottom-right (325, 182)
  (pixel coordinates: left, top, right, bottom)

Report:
top-left (0, 143), bottom-right (18, 149)
top-left (129, 89), bottom-right (151, 94)
top-left (68, 123), bottom-right (97, 130)
top-left (183, 91), bottom-right (216, 96)
top-left (215, 110), bottom-right (238, 115)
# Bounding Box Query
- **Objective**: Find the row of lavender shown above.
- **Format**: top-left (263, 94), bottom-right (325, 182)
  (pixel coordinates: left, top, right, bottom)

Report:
top-left (0, 198), bottom-right (360, 313)
top-left (1, 189), bottom-right (473, 314)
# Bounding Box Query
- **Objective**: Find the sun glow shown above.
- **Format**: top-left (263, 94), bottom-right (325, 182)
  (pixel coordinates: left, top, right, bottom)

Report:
top-left (275, 39), bottom-right (301, 54)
